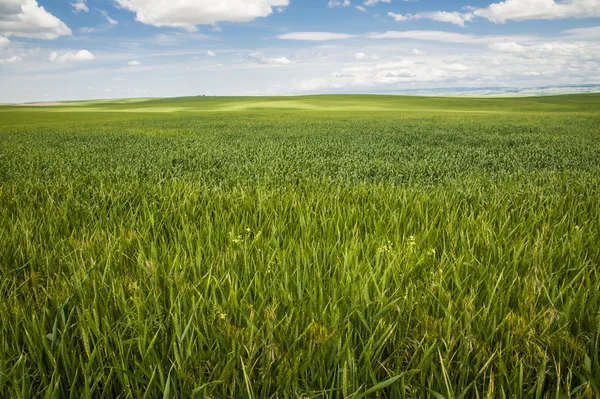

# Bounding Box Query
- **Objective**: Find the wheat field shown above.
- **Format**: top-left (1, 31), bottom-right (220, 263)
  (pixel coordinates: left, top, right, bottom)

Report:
top-left (0, 94), bottom-right (599, 398)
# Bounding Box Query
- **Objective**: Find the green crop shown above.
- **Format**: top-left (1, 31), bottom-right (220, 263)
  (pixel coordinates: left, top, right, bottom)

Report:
top-left (0, 95), bottom-right (599, 398)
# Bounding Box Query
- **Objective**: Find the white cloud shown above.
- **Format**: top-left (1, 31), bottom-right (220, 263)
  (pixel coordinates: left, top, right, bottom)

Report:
top-left (412, 48), bottom-right (426, 55)
top-left (49, 50), bottom-right (96, 63)
top-left (328, 0), bottom-right (350, 7)
top-left (277, 32), bottom-right (356, 40)
top-left (364, 0), bottom-right (391, 6)
top-left (368, 30), bottom-right (537, 44)
top-left (356, 6), bottom-right (367, 11)
top-left (561, 26), bottom-right (600, 39)
top-left (384, 1), bottom-right (600, 30)
top-left (354, 52), bottom-right (379, 60)
top-left (71, 0), bottom-right (88, 13)
top-left (247, 52), bottom-right (291, 65)
top-left (128, 60), bottom-right (141, 66)
top-left (0, 0), bottom-right (72, 39)
top-left (388, 11), bottom-right (475, 27)
top-left (387, 12), bottom-right (409, 21)
top-left (268, 57), bottom-right (291, 65)
top-left (445, 62), bottom-right (469, 72)
top-left (426, 11), bottom-right (475, 27)
top-left (300, 58), bottom-right (458, 91)
top-left (473, 0), bottom-right (600, 23)
top-left (489, 41), bottom-right (525, 53)
top-left (79, 26), bottom-right (100, 35)
top-left (150, 32), bottom-right (208, 45)
top-left (0, 55), bottom-right (21, 64)
top-left (79, 27), bottom-right (97, 34)
top-left (207, 50), bottom-right (216, 56)
top-left (115, 0), bottom-right (290, 31)
top-left (296, 36), bottom-right (600, 93)
top-left (524, 41), bottom-right (600, 59)
top-left (98, 9), bottom-right (118, 25)
top-left (368, 30), bottom-right (479, 42)
top-left (0, 36), bottom-right (9, 47)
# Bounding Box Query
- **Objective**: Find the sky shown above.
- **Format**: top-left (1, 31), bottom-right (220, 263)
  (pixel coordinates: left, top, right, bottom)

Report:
top-left (0, 0), bottom-right (599, 102)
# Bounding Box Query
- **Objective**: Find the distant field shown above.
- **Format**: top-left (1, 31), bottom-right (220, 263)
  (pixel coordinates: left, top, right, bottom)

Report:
top-left (0, 95), bottom-right (599, 398)
top-left (3, 93), bottom-right (600, 124)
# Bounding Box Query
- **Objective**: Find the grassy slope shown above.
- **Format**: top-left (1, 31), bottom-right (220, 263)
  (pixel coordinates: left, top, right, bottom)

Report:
top-left (0, 95), bottom-right (599, 398)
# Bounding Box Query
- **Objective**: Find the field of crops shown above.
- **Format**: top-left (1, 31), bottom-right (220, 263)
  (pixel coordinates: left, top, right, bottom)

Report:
top-left (1, 94), bottom-right (599, 398)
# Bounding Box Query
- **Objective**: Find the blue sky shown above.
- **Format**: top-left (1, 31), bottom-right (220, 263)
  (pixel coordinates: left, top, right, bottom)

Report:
top-left (0, 0), bottom-right (599, 102)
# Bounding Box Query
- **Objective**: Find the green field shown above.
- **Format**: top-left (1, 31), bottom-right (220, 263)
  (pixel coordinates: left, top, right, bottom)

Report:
top-left (1, 95), bottom-right (599, 398)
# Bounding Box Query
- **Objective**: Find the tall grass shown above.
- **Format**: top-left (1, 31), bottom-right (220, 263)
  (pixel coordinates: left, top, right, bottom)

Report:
top-left (1, 102), bottom-right (599, 397)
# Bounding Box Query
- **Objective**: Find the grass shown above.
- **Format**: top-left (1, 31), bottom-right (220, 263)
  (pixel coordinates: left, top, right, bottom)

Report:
top-left (0, 94), bottom-right (599, 398)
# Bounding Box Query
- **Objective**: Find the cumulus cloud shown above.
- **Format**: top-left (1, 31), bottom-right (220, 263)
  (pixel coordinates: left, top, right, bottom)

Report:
top-left (49, 50), bottom-right (96, 63)
top-left (207, 50), bottom-right (216, 56)
top-left (128, 60), bottom-right (141, 66)
top-left (277, 32), bottom-right (356, 40)
top-left (247, 52), bottom-right (291, 65)
top-left (0, 55), bottom-right (21, 64)
top-left (328, 0), bottom-right (350, 7)
top-left (388, 11), bottom-right (475, 27)
top-left (115, 0), bottom-right (290, 31)
top-left (0, 36), bottom-right (9, 47)
top-left (0, 0), bottom-right (72, 39)
top-left (356, 6), bottom-right (367, 11)
top-left (473, 0), bottom-right (600, 23)
top-left (71, 0), bottom-right (88, 13)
